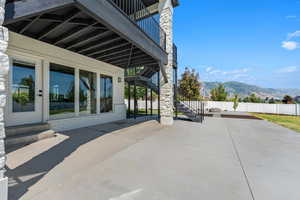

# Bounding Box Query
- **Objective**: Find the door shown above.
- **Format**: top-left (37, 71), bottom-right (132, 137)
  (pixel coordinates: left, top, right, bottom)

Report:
top-left (6, 56), bottom-right (43, 127)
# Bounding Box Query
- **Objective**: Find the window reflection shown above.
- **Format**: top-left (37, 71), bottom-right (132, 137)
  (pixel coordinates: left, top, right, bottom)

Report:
top-left (12, 61), bottom-right (35, 112)
top-left (79, 70), bottom-right (96, 114)
top-left (100, 75), bottom-right (113, 113)
top-left (49, 63), bottom-right (75, 116)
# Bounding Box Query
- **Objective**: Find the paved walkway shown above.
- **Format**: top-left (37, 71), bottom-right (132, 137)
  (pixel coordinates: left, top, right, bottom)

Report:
top-left (5, 117), bottom-right (300, 200)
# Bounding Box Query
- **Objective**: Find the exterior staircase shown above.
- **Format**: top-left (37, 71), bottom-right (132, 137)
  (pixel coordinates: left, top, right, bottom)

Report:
top-left (176, 101), bottom-right (204, 122)
top-left (5, 123), bottom-right (56, 149)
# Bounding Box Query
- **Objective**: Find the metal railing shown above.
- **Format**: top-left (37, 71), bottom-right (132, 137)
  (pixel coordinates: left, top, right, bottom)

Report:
top-left (176, 96), bottom-right (205, 123)
top-left (108, 0), bottom-right (166, 50)
top-left (174, 86), bottom-right (205, 123)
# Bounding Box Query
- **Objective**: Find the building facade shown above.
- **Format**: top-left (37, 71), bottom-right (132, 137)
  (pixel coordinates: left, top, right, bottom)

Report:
top-left (0, 0), bottom-right (179, 199)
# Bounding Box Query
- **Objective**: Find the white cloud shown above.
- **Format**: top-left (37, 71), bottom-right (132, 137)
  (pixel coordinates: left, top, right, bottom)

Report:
top-left (201, 66), bottom-right (254, 83)
top-left (209, 69), bottom-right (222, 74)
top-left (222, 68), bottom-right (250, 75)
top-left (281, 41), bottom-right (299, 50)
top-left (287, 30), bottom-right (300, 40)
top-left (205, 66), bottom-right (213, 72)
top-left (286, 15), bottom-right (297, 19)
top-left (204, 67), bottom-right (250, 76)
top-left (277, 66), bottom-right (298, 73)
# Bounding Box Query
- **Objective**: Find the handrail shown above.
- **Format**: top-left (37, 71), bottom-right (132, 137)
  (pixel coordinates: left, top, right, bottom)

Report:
top-left (177, 97), bottom-right (205, 123)
top-left (107, 0), bottom-right (166, 50)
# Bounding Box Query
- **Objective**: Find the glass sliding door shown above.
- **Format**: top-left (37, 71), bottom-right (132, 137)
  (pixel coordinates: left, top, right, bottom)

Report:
top-left (100, 75), bottom-right (113, 113)
top-left (79, 70), bottom-right (96, 115)
top-left (49, 63), bottom-right (75, 118)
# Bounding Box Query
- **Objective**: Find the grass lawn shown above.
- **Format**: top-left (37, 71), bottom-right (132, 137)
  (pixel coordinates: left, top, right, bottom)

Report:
top-left (251, 113), bottom-right (300, 133)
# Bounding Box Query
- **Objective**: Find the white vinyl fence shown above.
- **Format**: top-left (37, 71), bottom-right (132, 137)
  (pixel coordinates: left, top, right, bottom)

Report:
top-left (125, 100), bottom-right (300, 116)
top-left (204, 101), bottom-right (300, 116)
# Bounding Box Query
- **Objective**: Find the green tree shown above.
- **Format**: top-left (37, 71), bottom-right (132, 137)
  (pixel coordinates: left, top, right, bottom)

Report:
top-left (249, 93), bottom-right (262, 103)
top-left (243, 96), bottom-right (249, 102)
top-left (233, 94), bottom-right (239, 111)
top-left (282, 95), bottom-right (294, 104)
top-left (269, 98), bottom-right (275, 104)
top-left (178, 67), bottom-right (202, 100)
top-left (210, 84), bottom-right (228, 101)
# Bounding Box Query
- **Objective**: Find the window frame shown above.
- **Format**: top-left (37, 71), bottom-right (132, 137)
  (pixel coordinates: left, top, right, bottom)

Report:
top-left (49, 62), bottom-right (76, 120)
top-left (100, 74), bottom-right (114, 113)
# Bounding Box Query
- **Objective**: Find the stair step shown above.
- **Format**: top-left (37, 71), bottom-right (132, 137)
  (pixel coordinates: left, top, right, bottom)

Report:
top-left (5, 130), bottom-right (56, 148)
top-left (6, 123), bottom-right (50, 137)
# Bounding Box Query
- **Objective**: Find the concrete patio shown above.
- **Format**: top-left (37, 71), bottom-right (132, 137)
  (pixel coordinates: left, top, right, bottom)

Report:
top-left (5, 116), bottom-right (300, 200)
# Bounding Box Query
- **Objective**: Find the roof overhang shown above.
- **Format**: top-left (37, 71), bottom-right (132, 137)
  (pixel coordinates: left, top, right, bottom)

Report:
top-left (4, 0), bottom-right (168, 69)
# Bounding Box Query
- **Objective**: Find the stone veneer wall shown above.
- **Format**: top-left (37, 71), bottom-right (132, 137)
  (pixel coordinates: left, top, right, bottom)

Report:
top-left (159, 0), bottom-right (174, 125)
top-left (0, 0), bottom-right (8, 199)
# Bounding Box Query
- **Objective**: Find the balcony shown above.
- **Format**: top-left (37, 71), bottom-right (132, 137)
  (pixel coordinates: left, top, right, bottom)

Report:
top-left (4, 0), bottom-right (168, 69)
top-left (108, 0), bottom-right (166, 50)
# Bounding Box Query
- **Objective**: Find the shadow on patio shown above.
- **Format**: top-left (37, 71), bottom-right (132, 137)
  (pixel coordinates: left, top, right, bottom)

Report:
top-left (5, 117), bottom-right (159, 200)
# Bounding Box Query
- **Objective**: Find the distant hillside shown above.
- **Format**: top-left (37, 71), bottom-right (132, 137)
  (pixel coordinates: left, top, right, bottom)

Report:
top-left (203, 81), bottom-right (300, 99)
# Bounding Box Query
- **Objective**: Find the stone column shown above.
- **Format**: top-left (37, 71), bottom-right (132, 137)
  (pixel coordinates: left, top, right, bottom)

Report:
top-left (0, 1), bottom-right (8, 200)
top-left (159, 0), bottom-right (174, 125)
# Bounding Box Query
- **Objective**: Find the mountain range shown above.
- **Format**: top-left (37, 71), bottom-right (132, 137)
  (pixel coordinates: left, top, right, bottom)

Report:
top-left (203, 81), bottom-right (300, 99)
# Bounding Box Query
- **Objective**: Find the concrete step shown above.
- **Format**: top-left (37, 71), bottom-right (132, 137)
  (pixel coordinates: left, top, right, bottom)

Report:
top-left (5, 123), bottom-right (56, 149)
top-left (5, 130), bottom-right (56, 148)
top-left (6, 123), bottom-right (50, 137)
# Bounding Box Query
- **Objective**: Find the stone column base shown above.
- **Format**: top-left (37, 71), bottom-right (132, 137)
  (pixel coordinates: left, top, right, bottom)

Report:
top-left (160, 116), bottom-right (174, 125)
top-left (0, 177), bottom-right (8, 200)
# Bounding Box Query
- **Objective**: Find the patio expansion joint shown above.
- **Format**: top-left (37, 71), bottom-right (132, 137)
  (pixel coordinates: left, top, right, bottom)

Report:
top-left (225, 121), bottom-right (256, 200)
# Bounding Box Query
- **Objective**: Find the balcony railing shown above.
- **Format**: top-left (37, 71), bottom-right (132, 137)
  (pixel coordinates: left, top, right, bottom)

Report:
top-left (107, 0), bottom-right (166, 50)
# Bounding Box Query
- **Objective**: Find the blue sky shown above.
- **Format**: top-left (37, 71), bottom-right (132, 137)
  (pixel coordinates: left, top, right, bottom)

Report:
top-left (173, 0), bottom-right (300, 89)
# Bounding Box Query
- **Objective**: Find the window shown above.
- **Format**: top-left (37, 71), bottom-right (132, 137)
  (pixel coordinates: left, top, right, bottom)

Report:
top-left (49, 63), bottom-right (75, 116)
top-left (79, 70), bottom-right (97, 114)
top-left (12, 60), bottom-right (35, 112)
top-left (100, 75), bottom-right (113, 113)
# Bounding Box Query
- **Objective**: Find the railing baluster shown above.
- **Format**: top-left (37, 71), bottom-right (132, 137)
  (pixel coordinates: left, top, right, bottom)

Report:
top-left (106, 0), bottom-right (166, 51)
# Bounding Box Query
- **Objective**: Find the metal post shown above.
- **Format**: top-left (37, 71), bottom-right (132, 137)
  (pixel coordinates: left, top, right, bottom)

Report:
top-left (198, 100), bottom-right (200, 116)
top-left (150, 89), bottom-right (153, 116)
top-left (128, 83), bottom-right (131, 118)
top-left (202, 102), bottom-right (204, 122)
top-left (145, 87), bottom-right (148, 116)
top-left (134, 66), bottom-right (137, 119)
top-left (174, 67), bottom-right (178, 119)
top-left (157, 70), bottom-right (160, 120)
top-left (203, 102), bottom-right (205, 122)
top-left (176, 68), bottom-right (178, 116)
